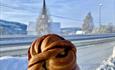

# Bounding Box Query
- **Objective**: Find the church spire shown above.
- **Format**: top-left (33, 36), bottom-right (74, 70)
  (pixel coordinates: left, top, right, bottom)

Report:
top-left (36, 0), bottom-right (50, 35)
top-left (42, 0), bottom-right (47, 15)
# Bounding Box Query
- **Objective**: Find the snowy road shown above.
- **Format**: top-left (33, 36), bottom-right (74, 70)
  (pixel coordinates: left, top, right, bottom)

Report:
top-left (0, 41), bottom-right (115, 70)
top-left (76, 41), bottom-right (115, 70)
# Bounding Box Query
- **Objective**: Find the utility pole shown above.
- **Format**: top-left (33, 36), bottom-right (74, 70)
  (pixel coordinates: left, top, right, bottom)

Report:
top-left (99, 3), bottom-right (103, 27)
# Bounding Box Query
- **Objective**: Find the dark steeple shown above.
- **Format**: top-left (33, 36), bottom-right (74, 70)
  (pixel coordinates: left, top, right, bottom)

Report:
top-left (36, 0), bottom-right (51, 35)
top-left (42, 0), bottom-right (47, 15)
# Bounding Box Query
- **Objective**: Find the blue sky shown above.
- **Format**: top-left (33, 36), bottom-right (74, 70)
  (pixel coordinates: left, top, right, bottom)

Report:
top-left (0, 0), bottom-right (115, 28)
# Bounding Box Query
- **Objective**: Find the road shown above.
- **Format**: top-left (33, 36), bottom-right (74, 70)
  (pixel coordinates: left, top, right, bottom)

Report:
top-left (76, 41), bottom-right (115, 70)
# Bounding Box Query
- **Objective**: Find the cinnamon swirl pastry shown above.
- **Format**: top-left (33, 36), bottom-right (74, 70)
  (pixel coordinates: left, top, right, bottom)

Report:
top-left (28, 34), bottom-right (79, 70)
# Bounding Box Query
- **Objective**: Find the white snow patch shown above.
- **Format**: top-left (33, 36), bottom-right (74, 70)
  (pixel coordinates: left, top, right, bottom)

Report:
top-left (0, 56), bottom-right (27, 70)
top-left (112, 47), bottom-right (115, 58)
top-left (96, 47), bottom-right (115, 70)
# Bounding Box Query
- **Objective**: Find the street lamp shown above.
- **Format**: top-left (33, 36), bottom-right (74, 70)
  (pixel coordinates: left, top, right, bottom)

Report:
top-left (99, 3), bottom-right (103, 27)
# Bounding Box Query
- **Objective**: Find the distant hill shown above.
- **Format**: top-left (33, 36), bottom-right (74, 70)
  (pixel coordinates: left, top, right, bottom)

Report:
top-left (0, 19), bottom-right (27, 35)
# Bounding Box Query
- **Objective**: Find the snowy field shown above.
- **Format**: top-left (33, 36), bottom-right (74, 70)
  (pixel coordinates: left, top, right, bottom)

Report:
top-left (0, 41), bottom-right (115, 70)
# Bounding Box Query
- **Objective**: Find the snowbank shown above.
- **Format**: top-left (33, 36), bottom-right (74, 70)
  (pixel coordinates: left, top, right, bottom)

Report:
top-left (96, 47), bottom-right (115, 70)
top-left (0, 56), bottom-right (27, 70)
top-left (112, 47), bottom-right (115, 58)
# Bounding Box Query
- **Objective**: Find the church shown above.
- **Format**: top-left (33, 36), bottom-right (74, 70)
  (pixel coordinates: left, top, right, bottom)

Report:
top-left (27, 0), bottom-right (61, 35)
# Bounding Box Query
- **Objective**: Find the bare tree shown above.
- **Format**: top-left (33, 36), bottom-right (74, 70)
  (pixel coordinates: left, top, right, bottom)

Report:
top-left (97, 23), bottom-right (113, 33)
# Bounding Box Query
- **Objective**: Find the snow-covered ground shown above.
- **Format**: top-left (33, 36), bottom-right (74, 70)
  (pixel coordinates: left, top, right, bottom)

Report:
top-left (0, 42), bottom-right (115, 70)
top-left (0, 56), bottom-right (27, 70)
top-left (76, 41), bottom-right (115, 70)
top-left (96, 47), bottom-right (115, 70)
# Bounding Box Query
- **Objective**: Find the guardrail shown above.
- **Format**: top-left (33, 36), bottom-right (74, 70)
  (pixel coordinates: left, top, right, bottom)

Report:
top-left (0, 37), bottom-right (115, 56)
top-left (1, 33), bottom-right (115, 40)
top-left (0, 33), bottom-right (115, 46)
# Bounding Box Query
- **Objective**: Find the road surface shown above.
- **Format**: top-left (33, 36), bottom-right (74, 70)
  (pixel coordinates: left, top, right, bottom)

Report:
top-left (76, 41), bottom-right (115, 70)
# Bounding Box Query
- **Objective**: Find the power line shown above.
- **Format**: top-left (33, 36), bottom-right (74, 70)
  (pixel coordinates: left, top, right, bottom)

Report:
top-left (50, 15), bottom-right (82, 22)
top-left (0, 3), bottom-right (83, 22)
top-left (0, 3), bottom-right (23, 10)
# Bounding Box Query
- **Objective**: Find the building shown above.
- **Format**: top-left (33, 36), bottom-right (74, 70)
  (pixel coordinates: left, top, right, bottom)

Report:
top-left (27, 22), bottom-right (61, 35)
top-left (27, 0), bottom-right (61, 35)
top-left (61, 27), bottom-right (81, 35)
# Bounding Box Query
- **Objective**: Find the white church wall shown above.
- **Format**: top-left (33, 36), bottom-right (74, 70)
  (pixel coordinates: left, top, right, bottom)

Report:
top-left (27, 22), bottom-right (61, 35)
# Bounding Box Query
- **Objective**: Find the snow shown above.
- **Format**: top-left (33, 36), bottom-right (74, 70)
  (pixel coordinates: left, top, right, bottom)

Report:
top-left (0, 55), bottom-right (114, 70)
top-left (0, 45), bottom-right (114, 70)
top-left (96, 57), bottom-right (115, 70)
top-left (112, 47), bottom-right (115, 58)
top-left (96, 47), bottom-right (115, 70)
top-left (76, 31), bottom-right (85, 34)
top-left (0, 56), bottom-right (27, 70)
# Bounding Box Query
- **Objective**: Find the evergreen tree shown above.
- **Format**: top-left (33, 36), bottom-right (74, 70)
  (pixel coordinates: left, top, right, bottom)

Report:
top-left (82, 12), bottom-right (94, 34)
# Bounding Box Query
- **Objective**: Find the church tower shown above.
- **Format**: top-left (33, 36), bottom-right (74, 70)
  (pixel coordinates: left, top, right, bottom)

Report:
top-left (36, 0), bottom-right (51, 35)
